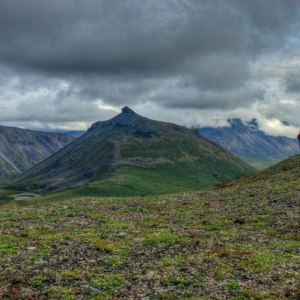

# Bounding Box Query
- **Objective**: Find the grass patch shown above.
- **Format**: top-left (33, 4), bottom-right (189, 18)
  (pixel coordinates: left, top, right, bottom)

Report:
top-left (61, 270), bottom-right (82, 280)
top-left (158, 254), bottom-right (187, 267)
top-left (92, 239), bottom-right (119, 252)
top-left (250, 251), bottom-right (278, 271)
top-left (142, 231), bottom-right (176, 245)
top-left (28, 275), bottom-right (44, 287)
top-left (92, 274), bottom-right (125, 289)
top-left (224, 280), bottom-right (239, 291)
top-left (45, 286), bottom-right (75, 299)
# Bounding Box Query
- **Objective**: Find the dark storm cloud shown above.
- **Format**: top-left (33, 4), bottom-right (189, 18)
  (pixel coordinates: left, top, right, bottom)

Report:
top-left (154, 84), bottom-right (265, 110)
top-left (284, 72), bottom-right (300, 93)
top-left (0, 0), bottom-right (300, 125)
top-left (1, 0), bottom-right (298, 73)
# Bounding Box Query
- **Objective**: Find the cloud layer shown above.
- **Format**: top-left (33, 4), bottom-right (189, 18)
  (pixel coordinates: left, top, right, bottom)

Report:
top-left (0, 0), bottom-right (300, 136)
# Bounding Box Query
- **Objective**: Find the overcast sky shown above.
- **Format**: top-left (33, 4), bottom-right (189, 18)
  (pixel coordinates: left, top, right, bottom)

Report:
top-left (1, 0), bottom-right (300, 137)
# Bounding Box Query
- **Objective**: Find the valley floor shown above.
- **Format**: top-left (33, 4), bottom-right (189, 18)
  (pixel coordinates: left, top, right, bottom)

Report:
top-left (0, 171), bottom-right (299, 300)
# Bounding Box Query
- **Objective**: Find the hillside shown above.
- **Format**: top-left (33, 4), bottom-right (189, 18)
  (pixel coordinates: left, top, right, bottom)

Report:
top-left (10, 107), bottom-right (255, 195)
top-left (0, 156), bottom-right (299, 299)
top-left (0, 126), bottom-right (75, 178)
top-left (199, 119), bottom-right (299, 169)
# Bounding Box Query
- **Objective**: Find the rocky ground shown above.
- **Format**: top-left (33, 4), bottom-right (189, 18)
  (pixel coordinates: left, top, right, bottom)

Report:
top-left (0, 157), bottom-right (300, 299)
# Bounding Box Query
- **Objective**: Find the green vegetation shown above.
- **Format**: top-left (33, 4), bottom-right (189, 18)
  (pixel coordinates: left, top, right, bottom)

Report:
top-left (1, 134), bottom-right (255, 207)
top-left (61, 270), bottom-right (82, 280)
top-left (92, 274), bottom-right (125, 289)
top-left (0, 127), bottom-right (75, 177)
top-left (0, 188), bottom-right (17, 205)
top-left (250, 251), bottom-right (278, 272)
top-left (92, 239), bottom-right (119, 252)
top-left (142, 230), bottom-right (176, 245)
top-left (224, 280), bottom-right (239, 291)
top-left (0, 158), bottom-right (19, 176)
top-left (0, 155), bottom-right (299, 298)
top-left (237, 154), bottom-right (281, 170)
top-left (28, 275), bottom-right (44, 287)
top-left (6, 109), bottom-right (255, 201)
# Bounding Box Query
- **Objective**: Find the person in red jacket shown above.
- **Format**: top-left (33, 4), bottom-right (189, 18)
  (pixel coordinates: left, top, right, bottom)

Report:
top-left (297, 131), bottom-right (300, 149)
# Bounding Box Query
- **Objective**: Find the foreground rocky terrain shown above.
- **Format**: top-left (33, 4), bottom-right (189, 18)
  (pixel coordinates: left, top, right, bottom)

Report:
top-left (0, 156), bottom-right (299, 299)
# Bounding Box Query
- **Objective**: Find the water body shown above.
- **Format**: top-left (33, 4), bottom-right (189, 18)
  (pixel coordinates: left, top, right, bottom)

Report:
top-left (14, 192), bottom-right (39, 200)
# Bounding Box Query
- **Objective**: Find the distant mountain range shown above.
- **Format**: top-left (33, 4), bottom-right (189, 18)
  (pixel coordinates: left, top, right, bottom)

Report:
top-left (62, 130), bottom-right (86, 138)
top-left (11, 107), bottom-right (255, 196)
top-left (199, 119), bottom-right (299, 169)
top-left (0, 126), bottom-right (75, 178)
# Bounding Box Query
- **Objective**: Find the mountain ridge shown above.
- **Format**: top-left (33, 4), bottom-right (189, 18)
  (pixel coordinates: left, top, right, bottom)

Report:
top-left (11, 107), bottom-right (255, 195)
top-left (199, 118), bottom-right (299, 169)
top-left (0, 125), bottom-right (75, 178)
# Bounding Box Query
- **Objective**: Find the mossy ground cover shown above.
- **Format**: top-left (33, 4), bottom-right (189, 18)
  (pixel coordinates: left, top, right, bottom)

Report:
top-left (0, 156), bottom-right (299, 299)
top-left (0, 188), bottom-right (18, 206)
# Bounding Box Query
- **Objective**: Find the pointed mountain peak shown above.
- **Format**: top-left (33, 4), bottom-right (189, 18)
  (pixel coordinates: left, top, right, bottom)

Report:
top-left (122, 106), bottom-right (136, 114)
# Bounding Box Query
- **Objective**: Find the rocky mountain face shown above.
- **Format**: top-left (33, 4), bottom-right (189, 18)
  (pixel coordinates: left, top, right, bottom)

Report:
top-left (0, 126), bottom-right (75, 178)
top-left (199, 119), bottom-right (299, 169)
top-left (11, 107), bottom-right (255, 194)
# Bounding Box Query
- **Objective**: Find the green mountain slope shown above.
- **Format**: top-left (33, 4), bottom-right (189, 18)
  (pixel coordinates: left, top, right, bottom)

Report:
top-left (0, 155), bottom-right (299, 299)
top-left (225, 153), bottom-right (300, 188)
top-left (0, 126), bottom-right (75, 177)
top-left (10, 107), bottom-right (255, 195)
